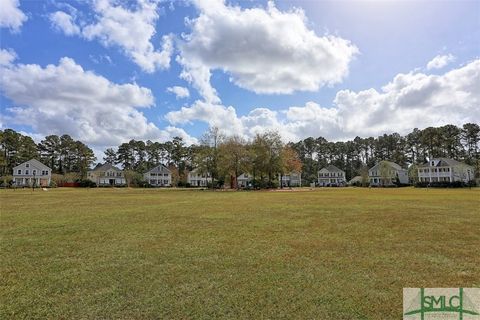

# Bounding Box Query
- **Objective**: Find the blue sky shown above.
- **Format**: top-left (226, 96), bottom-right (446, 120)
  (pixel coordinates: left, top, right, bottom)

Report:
top-left (1, 0), bottom-right (479, 150)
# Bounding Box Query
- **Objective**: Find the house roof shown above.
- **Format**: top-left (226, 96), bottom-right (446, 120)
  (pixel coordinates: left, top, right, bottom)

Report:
top-left (13, 158), bottom-right (51, 170)
top-left (348, 176), bottom-right (363, 183)
top-left (145, 164), bottom-right (171, 173)
top-left (369, 160), bottom-right (405, 171)
top-left (319, 164), bottom-right (344, 173)
top-left (418, 158), bottom-right (473, 168)
top-left (90, 163), bottom-right (122, 172)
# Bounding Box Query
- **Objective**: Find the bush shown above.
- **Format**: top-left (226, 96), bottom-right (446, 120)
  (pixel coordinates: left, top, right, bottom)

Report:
top-left (0, 175), bottom-right (13, 188)
top-left (49, 180), bottom-right (57, 188)
top-left (415, 181), bottom-right (470, 188)
top-left (75, 179), bottom-right (97, 188)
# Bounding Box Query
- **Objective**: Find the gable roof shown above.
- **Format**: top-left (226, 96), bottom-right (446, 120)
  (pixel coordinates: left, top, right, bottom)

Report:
top-left (90, 163), bottom-right (122, 172)
top-left (418, 158), bottom-right (473, 168)
top-left (319, 164), bottom-right (344, 173)
top-left (146, 164), bottom-right (171, 173)
top-left (13, 159), bottom-right (51, 171)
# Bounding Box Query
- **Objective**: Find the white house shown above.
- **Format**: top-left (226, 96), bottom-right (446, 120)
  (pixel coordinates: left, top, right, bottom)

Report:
top-left (87, 163), bottom-right (126, 186)
top-left (144, 164), bottom-right (171, 187)
top-left (187, 168), bottom-right (210, 187)
top-left (279, 171), bottom-right (302, 187)
top-left (417, 158), bottom-right (474, 183)
top-left (369, 161), bottom-right (408, 186)
top-left (237, 173), bottom-right (252, 188)
top-left (317, 165), bottom-right (346, 186)
top-left (13, 159), bottom-right (51, 187)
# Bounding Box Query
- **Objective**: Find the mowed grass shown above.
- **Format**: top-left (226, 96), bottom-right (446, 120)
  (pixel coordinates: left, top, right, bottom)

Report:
top-left (1, 187), bottom-right (479, 319)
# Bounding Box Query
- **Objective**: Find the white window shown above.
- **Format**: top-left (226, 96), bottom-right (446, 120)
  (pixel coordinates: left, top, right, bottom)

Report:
top-left (33, 170), bottom-right (36, 175)
top-left (17, 169), bottom-right (22, 174)
top-left (25, 170), bottom-right (29, 175)
top-left (26, 163), bottom-right (30, 168)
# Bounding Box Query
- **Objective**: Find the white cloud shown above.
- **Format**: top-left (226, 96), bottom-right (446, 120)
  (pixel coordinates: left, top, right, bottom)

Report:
top-left (49, 11), bottom-right (80, 36)
top-left (166, 100), bottom-right (243, 134)
top-left (0, 56), bottom-right (197, 147)
top-left (178, 0), bottom-right (358, 99)
top-left (0, 48), bottom-right (17, 66)
top-left (50, 0), bottom-right (173, 73)
top-left (426, 54), bottom-right (455, 70)
top-left (165, 59), bottom-right (480, 141)
top-left (166, 86), bottom-right (190, 99)
top-left (0, 0), bottom-right (27, 32)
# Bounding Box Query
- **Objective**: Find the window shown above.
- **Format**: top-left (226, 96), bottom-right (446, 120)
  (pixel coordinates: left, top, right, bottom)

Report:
top-left (26, 163), bottom-right (30, 168)
top-left (164, 173), bottom-right (168, 177)
top-left (45, 171), bottom-right (48, 175)
top-left (17, 169), bottom-right (22, 174)
top-left (33, 170), bottom-right (36, 175)
top-left (25, 170), bottom-right (29, 175)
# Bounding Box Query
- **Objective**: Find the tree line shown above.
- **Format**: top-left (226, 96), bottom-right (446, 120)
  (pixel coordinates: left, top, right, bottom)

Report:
top-left (1, 123), bottom-right (479, 186)
top-left (0, 129), bottom-right (95, 179)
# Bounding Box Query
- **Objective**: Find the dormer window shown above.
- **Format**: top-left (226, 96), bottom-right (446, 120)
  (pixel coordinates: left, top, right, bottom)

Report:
top-left (431, 161), bottom-right (434, 166)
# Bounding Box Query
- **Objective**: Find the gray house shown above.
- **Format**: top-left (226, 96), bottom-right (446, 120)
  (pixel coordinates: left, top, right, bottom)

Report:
top-left (417, 158), bottom-right (474, 183)
top-left (369, 161), bottom-right (408, 186)
top-left (144, 164), bottom-right (171, 187)
top-left (237, 173), bottom-right (252, 188)
top-left (279, 171), bottom-right (302, 187)
top-left (13, 159), bottom-right (51, 187)
top-left (318, 165), bottom-right (346, 186)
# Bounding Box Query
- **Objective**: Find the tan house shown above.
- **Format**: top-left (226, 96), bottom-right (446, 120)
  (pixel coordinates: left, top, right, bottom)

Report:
top-left (318, 165), bottom-right (345, 186)
top-left (369, 161), bottom-right (408, 186)
top-left (417, 158), bottom-right (474, 183)
top-left (13, 159), bottom-right (51, 187)
top-left (87, 163), bottom-right (126, 186)
top-left (144, 164), bottom-right (171, 187)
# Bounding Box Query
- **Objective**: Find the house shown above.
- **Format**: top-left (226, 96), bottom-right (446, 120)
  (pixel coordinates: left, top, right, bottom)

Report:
top-left (348, 175), bottom-right (363, 186)
top-left (279, 171), bottom-right (302, 187)
top-left (87, 163), bottom-right (126, 186)
top-left (317, 165), bottom-right (346, 186)
top-left (369, 161), bottom-right (408, 186)
top-left (144, 164), bottom-right (171, 187)
top-left (237, 173), bottom-right (252, 188)
top-left (417, 158), bottom-right (474, 183)
top-left (187, 168), bottom-right (210, 187)
top-left (13, 159), bottom-right (51, 187)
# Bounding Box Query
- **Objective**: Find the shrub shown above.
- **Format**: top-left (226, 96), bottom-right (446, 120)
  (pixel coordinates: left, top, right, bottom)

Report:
top-left (415, 181), bottom-right (469, 188)
top-left (49, 180), bottom-right (57, 188)
top-left (75, 179), bottom-right (97, 188)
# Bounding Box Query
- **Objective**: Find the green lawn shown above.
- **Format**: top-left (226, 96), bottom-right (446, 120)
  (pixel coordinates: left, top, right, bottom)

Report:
top-left (1, 187), bottom-right (479, 319)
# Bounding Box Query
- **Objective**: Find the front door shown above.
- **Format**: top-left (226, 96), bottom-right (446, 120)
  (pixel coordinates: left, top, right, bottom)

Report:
top-left (109, 179), bottom-right (115, 185)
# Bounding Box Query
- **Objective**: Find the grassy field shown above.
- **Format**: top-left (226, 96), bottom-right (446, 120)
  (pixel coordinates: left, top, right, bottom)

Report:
top-left (1, 187), bottom-right (479, 319)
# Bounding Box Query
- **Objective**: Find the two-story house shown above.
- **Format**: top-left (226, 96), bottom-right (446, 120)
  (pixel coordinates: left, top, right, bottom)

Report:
top-left (187, 168), bottom-right (210, 187)
top-left (279, 171), bottom-right (302, 187)
top-left (317, 165), bottom-right (345, 186)
top-left (13, 159), bottom-right (52, 187)
top-left (87, 163), bottom-right (126, 186)
top-left (237, 173), bottom-right (252, 188)
top-left (417, 158), bottom-right (474, 183)
top-left (144, 164), bottom-right (171, 187)
top-left (369, 161), bottom-right (408, 186)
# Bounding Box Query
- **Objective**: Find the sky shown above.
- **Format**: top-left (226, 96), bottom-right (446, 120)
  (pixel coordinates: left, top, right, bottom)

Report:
top-left (1, 0), bottom-right (479, 154)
